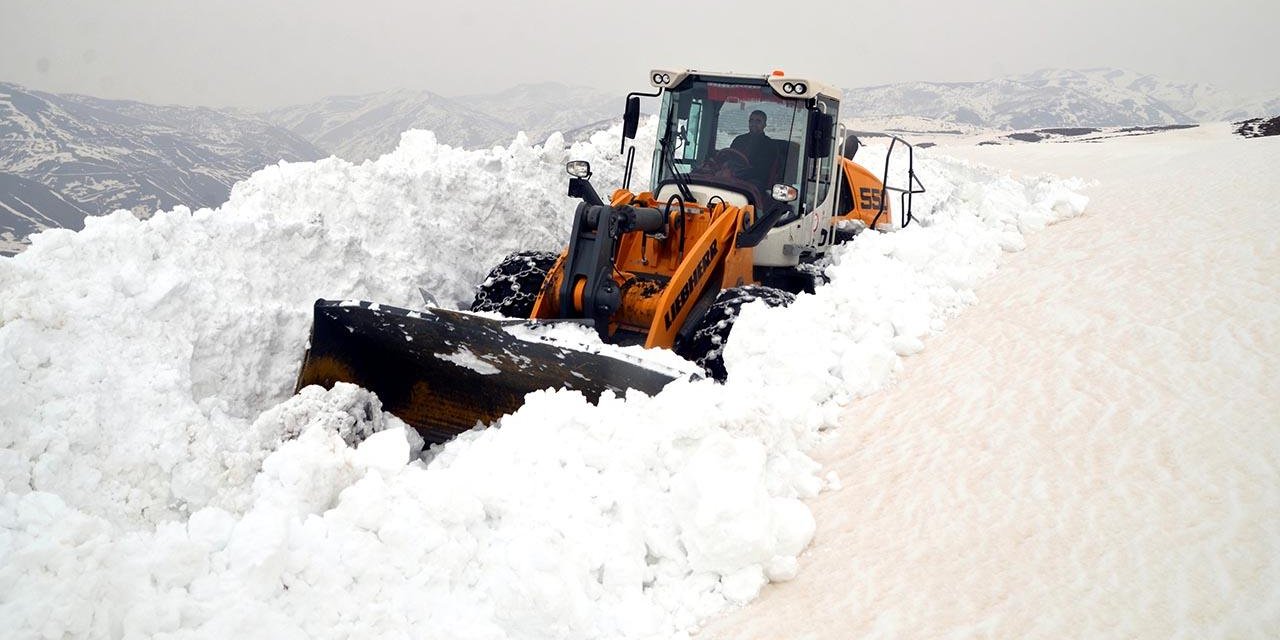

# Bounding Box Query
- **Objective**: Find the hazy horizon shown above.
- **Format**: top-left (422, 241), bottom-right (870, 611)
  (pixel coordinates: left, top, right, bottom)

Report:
top-left (2, 0), bottom-right (1278, 110)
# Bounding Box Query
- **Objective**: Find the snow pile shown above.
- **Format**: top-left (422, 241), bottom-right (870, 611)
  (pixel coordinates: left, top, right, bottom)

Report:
top-left (0, 125), bottom-right (649, 528)
top-left (0, 123), bottom-right (1085, 638)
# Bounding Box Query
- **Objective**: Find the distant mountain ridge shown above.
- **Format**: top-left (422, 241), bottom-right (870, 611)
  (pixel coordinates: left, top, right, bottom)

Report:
top-left (0, 81), bottom-right (626, 254)
top-left (0, 81), bottom-right (324, 254)
top-left (262, 88), bottom-right (516, 163)
top-left (4, 69), bottom-right (1275, 255)
top-left (266, 70), bottom-right (1277, 163)
top-left (263, 82), bottom-right (624, 162)
top-left (843, 68), bottom-right (1279, 129)
top-left (455, 82), bottom-right (623, 144)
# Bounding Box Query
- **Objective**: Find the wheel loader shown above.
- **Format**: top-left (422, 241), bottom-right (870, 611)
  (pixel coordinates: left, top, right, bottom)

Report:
top-left (295, 68), bottom-right (924, 444)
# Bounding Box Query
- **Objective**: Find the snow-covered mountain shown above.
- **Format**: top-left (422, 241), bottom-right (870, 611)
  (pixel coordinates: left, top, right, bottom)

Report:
top-left (455, 82), bottom-right (623, 144)
top-left (6, 69), bottom-right (1272, 256)
top-left (0, 82), bottom-right (324, 253)
top-left (264, 82), bottom-right (623, 161)
top-left (1019, 68), bottom-right (1280, 121)
top-left (262, 89), bottom-right (515, 162)
top-left (844, 68), bottom-right (1280, 129)
top-left (0, 172), bottom-right (90, 255)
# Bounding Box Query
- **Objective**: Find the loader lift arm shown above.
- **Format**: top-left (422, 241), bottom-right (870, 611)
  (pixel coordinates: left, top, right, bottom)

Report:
top-left (557, 201), bottom-right (666, 339)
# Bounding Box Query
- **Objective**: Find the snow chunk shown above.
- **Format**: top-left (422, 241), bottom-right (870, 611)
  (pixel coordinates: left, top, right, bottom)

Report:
top-left (438, 346), bottom-right (501, 375)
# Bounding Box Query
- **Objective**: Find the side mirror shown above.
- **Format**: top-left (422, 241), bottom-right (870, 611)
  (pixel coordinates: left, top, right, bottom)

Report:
top-left (566, 160), bottom-right (592, 179)
top-left (622, 96), bottom-right (640, 141)
top-left (807, 112), bottom-right (834, 158)
top-left (567, 160), bottom-right (603, 206)
top-left (843, 134), bottom-right (861, 160)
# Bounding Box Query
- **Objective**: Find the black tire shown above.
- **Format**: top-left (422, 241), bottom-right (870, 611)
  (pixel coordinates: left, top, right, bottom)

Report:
top-left (674, 285), bottom-right (794, 381)
top-left (470, 251), bottom-right (558, 318)
top-left (757, 263), bottom-right (831, 295)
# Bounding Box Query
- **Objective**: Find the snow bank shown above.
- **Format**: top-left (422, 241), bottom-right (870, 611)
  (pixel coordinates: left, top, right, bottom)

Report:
top-left (0, 123), bottom-right (1085, 638)
top-left (0, 125), bottom-right (648, 526)
top-left (704, 125), bottom-right (1280, 639)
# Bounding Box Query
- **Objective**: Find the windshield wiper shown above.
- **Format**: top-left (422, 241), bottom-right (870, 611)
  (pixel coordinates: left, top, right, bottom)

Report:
top-left (659, 133), bottom-right (695, 202)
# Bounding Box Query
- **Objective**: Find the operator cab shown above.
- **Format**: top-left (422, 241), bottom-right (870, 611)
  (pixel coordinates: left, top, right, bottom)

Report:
top-left (605, 68), bottom-right (919, 275)
top-left (643, 70), bottom-right (840, 223)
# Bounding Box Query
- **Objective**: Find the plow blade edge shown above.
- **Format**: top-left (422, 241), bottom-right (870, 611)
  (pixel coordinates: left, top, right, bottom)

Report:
top-left (295, 300), bottom-right (678, 444)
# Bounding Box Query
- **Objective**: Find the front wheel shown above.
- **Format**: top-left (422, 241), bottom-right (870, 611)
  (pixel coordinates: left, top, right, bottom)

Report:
top-left (674, 285), bottom-right (794, 381)
top-left (470, 251), bottom-right (558, 318)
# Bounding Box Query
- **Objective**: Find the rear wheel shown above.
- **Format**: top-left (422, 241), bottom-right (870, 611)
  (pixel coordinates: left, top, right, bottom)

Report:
top-left (674, 285), bottom-right (794, 381)
top-left (470, 251), bottom-right (558, 318)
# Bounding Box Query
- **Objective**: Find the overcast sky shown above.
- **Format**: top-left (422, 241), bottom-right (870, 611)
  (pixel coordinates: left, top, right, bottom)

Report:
top-left (2, 0), bottom-right (1276, 109)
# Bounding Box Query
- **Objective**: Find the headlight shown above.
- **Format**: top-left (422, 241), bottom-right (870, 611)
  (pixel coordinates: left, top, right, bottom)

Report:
top-left (768, 76), bottom-right (819, 99)
top-left (771, 184), bottom-right (798, 202)
top-left (649, 69), bottom-right (689, 89)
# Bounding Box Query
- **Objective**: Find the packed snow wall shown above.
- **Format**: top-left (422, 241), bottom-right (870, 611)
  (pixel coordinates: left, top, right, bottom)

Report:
top-left (0, 123), bottom-right (1086, 639)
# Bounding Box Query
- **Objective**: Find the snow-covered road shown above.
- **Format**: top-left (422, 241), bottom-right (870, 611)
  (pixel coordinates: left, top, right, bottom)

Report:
top-left (704, 125), bottom-right (1280, 638)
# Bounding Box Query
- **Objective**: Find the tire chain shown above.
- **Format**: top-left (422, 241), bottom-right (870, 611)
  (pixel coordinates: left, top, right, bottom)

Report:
top-left (676, 284), bottom-right (794, 381)
top-left (470, 251), bottom-right (559, 317)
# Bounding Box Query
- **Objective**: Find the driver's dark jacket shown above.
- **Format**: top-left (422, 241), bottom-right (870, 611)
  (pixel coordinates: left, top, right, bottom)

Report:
top-left (730, 131), bottom-right (779, 189)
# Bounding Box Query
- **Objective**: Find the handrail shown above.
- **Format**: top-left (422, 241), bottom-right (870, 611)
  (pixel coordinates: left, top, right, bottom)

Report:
top-left (870, 135), bottom-right (927, 230)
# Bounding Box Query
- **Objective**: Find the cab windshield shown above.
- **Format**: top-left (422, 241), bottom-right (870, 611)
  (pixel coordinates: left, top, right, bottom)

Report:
top-left (650, 79), bottom-right (810, 208)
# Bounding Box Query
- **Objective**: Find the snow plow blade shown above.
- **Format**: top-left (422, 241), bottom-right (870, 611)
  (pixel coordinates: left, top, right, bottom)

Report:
top-left (295, 300), bottom-right (680, 444)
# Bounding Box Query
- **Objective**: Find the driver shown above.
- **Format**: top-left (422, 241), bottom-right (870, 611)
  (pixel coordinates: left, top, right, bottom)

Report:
top-left (730, 109), bottom-right (779, 191)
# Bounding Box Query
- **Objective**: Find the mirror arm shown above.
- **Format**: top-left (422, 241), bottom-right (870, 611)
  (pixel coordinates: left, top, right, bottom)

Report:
top-left (568, 177), bottom-right (604, 206)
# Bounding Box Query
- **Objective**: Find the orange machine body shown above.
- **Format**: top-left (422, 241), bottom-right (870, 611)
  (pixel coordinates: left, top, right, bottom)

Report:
top-left (835, 157), bottom-right (894, 230)
top-left (531, 189), bottom-right (757, 349)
